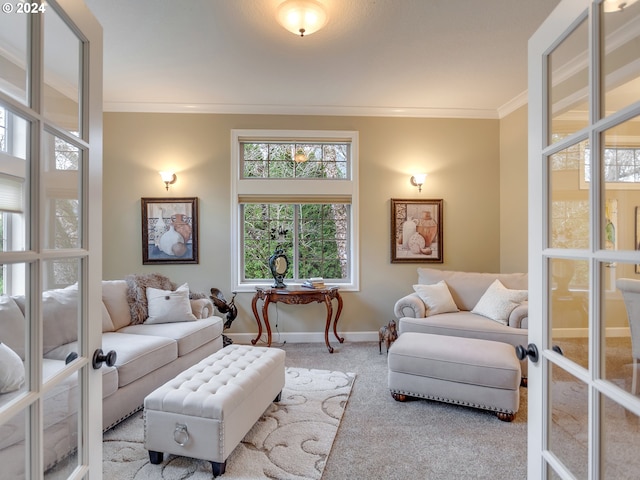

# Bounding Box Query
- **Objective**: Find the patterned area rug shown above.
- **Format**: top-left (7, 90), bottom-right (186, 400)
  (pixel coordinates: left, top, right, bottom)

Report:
top-left (103, 368), bottom-right (356, 479)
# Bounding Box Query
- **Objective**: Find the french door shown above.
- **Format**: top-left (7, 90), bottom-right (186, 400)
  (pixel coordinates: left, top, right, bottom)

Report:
top-left (528, 0), bottom-right (640, 478)
top-left (0, 1), bottom-right (103, 478)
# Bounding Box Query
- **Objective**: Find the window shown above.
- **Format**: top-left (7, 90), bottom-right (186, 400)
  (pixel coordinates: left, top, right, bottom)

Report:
top-left (231, 130), bottom-right (359, 291)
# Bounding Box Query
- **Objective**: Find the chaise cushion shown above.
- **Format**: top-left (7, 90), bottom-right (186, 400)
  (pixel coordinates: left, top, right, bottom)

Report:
top-left (102, 280), bottom-right (132, 330)
top-left (101, 332), bottom-right (177, 387)
top-left (0, 343), bottom-right (25, 393)
top-left (0, 295), bottom-right (25, 360)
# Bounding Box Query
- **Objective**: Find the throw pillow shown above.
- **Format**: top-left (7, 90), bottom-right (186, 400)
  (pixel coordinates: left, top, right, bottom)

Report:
top-left (125, 273), bottom-right (177, 325)
top-left (0, 342), bottom-right (25, 394)
top-left (145, 283), bottom-right (197, 324)
top-left (471, 279), bottom-right (528, 325)
top-left (413, 281), bottom-right (459, 316)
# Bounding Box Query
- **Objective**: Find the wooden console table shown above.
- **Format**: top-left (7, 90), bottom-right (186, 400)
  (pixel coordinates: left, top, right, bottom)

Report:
top-left (251, 286), bottom-right (344, 353)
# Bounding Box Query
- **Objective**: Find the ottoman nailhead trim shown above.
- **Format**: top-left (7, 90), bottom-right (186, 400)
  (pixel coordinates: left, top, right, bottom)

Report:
top-left (390, 389), bottom-right (515, 415)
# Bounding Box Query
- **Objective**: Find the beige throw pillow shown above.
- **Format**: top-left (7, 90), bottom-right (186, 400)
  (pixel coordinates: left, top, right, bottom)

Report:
top-left (471, 279), bottom-right (528, 325)
top-left (145, 283), bottom-right (197, 324)
top-left (413, 281), bottom-right (459, 316)
top-left (0, 342), bottom-right (25, 394)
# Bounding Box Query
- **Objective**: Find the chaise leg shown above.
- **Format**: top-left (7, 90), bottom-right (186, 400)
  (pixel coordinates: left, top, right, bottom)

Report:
top-left (391, 392), bottom-right (407, 402)
top-left (211, 460), bottom-right (226, 477)
top-left (149, 451), bottom-right (163, 464)
top-left (496, 412), bottom-right (516, 422)
top-left (274, 390), bottom-right (282, 402)
top-left (520, 377), bottom-right (528, 388)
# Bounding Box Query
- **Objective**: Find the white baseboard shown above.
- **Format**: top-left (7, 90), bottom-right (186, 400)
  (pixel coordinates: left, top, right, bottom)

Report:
top-left (551, 327), bottom-right (630, 338)
top-left (226, 331), bottom-right (380, 345)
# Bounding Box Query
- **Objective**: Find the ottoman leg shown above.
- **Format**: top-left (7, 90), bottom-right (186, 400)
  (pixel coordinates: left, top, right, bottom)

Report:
top-left (149, 451), bottom-right (163, 464)
top-left (274, 390), bottom-right (282, 402)
top-left (391, 392), bottom-right (407, 402)
top-left (496, 412), bottom-right (516, 422)
top-left (211, 460), bottom-right (226, 477)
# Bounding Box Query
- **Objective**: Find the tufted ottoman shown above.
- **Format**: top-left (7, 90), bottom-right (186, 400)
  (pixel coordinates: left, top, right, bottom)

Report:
top-left (143, 344), bottom-right (285, 477)
top-left (388, 332), bottom-right (521, 421)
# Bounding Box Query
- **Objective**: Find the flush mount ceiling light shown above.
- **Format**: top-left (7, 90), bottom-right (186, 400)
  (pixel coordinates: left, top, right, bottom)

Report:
top-left (276, 0), bottom-right (328, 37)
top-left (603, 0), bottom-right (639, 12)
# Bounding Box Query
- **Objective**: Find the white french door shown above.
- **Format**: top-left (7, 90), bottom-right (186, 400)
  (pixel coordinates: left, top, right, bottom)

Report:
top-left (0, 1), bottom-right (103, 478)
top-left (528, 0), bottom-right (640, 478)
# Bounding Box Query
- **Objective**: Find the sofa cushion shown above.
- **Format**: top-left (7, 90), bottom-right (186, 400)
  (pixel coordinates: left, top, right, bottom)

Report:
top-left (0, 295), bottom-right (25, 360)
top-left (118, 316), bottom-right (224, 357)
top-left (0, 343), bottom-right (25, 393)
top-left (102, 280), bottom-right (132, 330)
top-left (417, 268), bottom-right (528, 311)
top-left (101, 332), bottom-right (177, 387)
top-left (471, 279), bottom-right (528, 325)
top-left (145, 283), bottom-right (197, 324)
top-left (42, 287), bottom-right (79, 355)
top-left (125, 273), bottom-right (177, 325)
top-left (412, 281), bottom-right (459, 316)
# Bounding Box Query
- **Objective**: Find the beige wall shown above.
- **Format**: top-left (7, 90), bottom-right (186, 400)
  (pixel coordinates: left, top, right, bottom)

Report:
top-left (103, 112), bottom-right (508, 337)
top-left (499, 105), bottom-right (529, 272)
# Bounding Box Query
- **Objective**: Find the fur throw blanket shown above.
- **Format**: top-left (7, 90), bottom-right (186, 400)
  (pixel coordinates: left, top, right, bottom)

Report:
top-left (125, 273), bottom-right (176, 325)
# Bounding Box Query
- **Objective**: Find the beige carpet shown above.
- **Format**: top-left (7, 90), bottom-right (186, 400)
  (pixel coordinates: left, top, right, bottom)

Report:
top-left (102, 367), bottom-right (355, 479)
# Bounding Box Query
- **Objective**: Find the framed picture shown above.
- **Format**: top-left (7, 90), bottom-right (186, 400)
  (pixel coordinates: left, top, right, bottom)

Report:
top-left (141, 197), bottom-right (199, 265)
top-left (391, 198), bottom-right (443, 263)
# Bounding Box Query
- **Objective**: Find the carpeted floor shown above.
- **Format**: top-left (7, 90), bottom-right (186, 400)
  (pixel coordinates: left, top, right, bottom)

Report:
top-left (101, 367), bottom-right (355, 479)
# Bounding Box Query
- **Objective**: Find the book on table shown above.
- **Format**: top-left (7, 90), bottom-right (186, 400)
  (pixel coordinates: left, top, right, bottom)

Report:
top-left (302, 277), bottom-right (325, 289)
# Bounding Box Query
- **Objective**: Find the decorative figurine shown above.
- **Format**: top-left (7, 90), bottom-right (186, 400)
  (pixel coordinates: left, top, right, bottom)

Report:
top-left (210, 288), bottom-right (238, 347)
top-left (378, 319), bottom-right (398, 354)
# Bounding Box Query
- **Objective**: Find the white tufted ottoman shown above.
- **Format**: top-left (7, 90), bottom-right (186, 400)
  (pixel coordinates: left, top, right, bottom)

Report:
top-left (143, 344), bottom-right (285, 477)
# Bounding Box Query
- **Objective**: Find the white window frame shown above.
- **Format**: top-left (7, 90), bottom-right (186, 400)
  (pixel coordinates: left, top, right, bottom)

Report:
top-left (231, 129), bottom-right (359, 292)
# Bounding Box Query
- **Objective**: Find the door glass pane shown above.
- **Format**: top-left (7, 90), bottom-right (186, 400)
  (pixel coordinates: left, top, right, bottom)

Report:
top-left (551, 258), bottom-right (589, 369)
top-left (0, 7), bottom-right (28, 104)
top-left (550, 140), bottom-right (590, 249)
top-left (601, 117), bottom-right (640, 254)
top-left (43, 370), bottom-right (80, 478)
top-left (43, 132), bottom-right (81, 250)
top-left (549, 363), bottom-right (588, 479)
top-left (0, 107), bottom-right (29, 252)
top-left (610, 261), bottom-right (640, 395)
top-left (549, 17), bottom-right (589, 145)
top-left (44, 5), bottom-right (81, 136)
top-left (0, 409), bottom-right (28, 479)
top-left (601, 394), bottom-right (640, 478)
top-left (602, 1), bottom-right (640, 119)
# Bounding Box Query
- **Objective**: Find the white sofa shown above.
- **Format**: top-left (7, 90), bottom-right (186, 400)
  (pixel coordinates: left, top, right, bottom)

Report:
top-left (0, 278), bottom-right (224, 476)
top-left (394, 268), bottom-right (529, 377)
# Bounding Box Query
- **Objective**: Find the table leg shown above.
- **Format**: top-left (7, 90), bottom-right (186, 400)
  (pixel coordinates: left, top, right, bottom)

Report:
top-left (333, 292), bottom-right (345, 344)
top-left (250, 293), bottom-right (262, 346)
top-left (262, 297), bottom-right (272, 347)
top-left (323, 294), bottom-right (334, 353)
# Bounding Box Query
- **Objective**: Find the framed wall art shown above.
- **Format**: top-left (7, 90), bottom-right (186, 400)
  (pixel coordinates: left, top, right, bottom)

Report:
top-left (141, 197), bottom-right (199, 265)
top-left (391, 198), bottom-right (443, 263)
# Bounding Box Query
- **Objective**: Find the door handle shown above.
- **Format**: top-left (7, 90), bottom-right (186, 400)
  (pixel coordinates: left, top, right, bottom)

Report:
top-left (92, 349), bottom-right (117, 369)
top-left (515, 343), bottom-right (539, 363)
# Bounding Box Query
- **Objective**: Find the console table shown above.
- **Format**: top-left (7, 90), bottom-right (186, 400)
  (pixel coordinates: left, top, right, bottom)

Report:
top-left (251, 286), bottom-right (344, 353)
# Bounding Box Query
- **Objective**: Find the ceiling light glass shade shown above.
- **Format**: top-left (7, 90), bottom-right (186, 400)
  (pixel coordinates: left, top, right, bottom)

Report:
top-left (276, 0), bottom-right (328, 37)
top-left (602, 0), bottom-right (639, 12)
top-left (294, 149), bottom-right (308, 163)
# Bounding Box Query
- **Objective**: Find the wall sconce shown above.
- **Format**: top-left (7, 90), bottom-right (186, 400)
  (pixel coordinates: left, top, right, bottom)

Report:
top-left (159, 171), bottom-right (177, 191)
top-left (276, 0), bottom-right (328, 37)
top-left (410, 173), bottom-right (427, 193)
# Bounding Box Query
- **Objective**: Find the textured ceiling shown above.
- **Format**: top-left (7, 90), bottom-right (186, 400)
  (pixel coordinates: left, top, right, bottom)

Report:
top-left (85, 0), bottom-right (562, 118)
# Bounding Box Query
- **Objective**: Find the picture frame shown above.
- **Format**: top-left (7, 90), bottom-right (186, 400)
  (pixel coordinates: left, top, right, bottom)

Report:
top-left (141, 197), bottom-right (199, 265)
top-left (391, 198), bottom-right (443, 263)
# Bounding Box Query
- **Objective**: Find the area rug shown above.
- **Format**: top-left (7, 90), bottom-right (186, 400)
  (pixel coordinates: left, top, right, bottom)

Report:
top-left (102, 368), bottom-right (356, 479)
